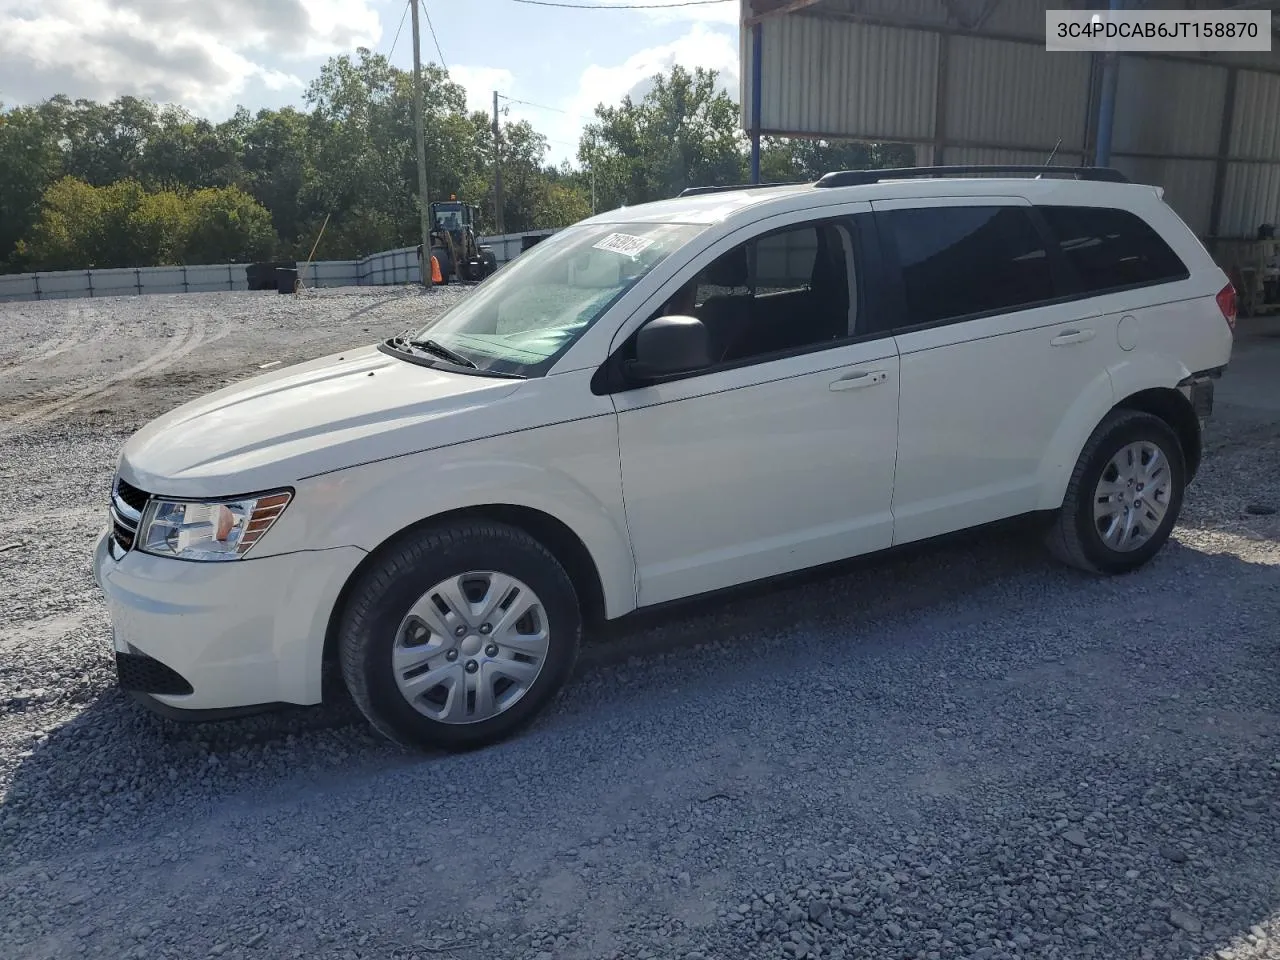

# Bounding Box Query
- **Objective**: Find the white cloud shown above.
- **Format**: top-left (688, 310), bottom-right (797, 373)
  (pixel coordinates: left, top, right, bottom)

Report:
top-left (570, 21), bottom-right (739, 120)
top-left (0, 0), bottom-right (377, 115)
top-left (447, 65), bottom-right (517, 117)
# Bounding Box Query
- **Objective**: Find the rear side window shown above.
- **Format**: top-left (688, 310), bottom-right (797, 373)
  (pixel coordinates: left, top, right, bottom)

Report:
top-left (882, 206), bottom-right (1055, 327)
top-left (1039, 205), bottom-right (1189, 295)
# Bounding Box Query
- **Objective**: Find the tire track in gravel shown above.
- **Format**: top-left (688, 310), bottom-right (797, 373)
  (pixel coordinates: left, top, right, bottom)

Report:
top-left (0, 314), bottom-right (204, 438)
top-left (1, 332), bottom-right (76, 372)
top-left (1, 315), bottom-right (123, 380)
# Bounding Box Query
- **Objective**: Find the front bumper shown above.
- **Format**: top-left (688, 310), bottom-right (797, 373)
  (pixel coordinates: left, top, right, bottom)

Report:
top-left (92, 530), bottom-right (365, 713)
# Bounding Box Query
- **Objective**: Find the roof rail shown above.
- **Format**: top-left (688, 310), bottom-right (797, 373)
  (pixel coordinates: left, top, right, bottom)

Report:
top-left (813, 165), bottom-right (1131, 188)
top-left (678, 181), bottom-right (806, 198)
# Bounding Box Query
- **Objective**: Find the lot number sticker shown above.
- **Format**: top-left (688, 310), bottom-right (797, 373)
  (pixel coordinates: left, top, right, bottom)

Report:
top-left (592, 233), bottom-right (655, 257)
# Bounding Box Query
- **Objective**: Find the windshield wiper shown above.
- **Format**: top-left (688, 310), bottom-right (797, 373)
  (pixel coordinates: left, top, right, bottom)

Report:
top-left (406, 338), bottom-right (478, 369)
top-left (382, 334), bottom-right (525, 379)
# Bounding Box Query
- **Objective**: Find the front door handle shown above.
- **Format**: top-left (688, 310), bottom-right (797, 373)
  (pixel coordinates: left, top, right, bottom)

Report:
top-left (1051, 328), bottom-right (1096, 346)
top-left (830, 369), bottom-right (888, 391)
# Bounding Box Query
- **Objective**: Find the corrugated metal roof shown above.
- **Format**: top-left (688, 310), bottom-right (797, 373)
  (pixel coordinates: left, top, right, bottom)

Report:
top-left (802, 0), bottom-right (1043, 38)
top-left (1112, 59), bottom-right (1227, 158)
top-left (1219, 163), bottom-right (1280, 237)
top-left (1231, 71), bottom-right (1280, 161)
top-left (945, 36), bottom-right (1091, 151)
top-left (757, 14), bottom-right (939, 140)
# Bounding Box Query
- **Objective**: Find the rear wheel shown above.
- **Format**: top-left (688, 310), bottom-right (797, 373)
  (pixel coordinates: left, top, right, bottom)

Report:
top-left (1046, 409), bottom-right (1186, 574)
top-left (339, 521), bottom-right (582, 751)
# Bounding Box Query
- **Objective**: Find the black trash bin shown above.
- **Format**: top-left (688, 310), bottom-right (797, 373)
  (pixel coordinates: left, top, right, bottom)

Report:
top-left (247, 260), bottom-right (297, 290)
top-left (275, 267), bottom-right (298, 295)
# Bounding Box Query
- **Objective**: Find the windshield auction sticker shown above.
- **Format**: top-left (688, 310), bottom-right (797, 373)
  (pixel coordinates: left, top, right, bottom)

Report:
top-left (592, 233), bottom-right (656, 257)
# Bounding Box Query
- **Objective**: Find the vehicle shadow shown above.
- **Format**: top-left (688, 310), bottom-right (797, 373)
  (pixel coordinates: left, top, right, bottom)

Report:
top-left (3, 528), bottom-right (1279, 960)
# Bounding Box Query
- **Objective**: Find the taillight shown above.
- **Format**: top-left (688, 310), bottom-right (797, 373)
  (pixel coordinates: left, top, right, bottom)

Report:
top-left (1216, 283), bottom-right (1237, 332)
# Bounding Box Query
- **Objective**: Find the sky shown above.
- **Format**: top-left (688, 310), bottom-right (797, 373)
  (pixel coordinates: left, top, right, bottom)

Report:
top-left (0, 0), bottom-right (743, 166)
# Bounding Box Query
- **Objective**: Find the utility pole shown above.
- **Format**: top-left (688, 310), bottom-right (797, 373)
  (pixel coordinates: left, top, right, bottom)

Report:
top-left (410, 0), bottom-right (433, 286)
top-left (492, 91), bottom-right (505, 235)
top-left (589, 133), bottom-right (596, 214)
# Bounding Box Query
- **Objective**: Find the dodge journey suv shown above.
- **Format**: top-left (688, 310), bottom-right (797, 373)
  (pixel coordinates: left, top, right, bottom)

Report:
top-left (94, 165), bottom-right (1235, 750)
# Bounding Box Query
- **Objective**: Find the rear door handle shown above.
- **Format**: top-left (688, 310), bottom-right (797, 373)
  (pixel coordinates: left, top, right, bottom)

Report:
top-left (830, 369), bottom-right (888, 391)
top-left (1051, 328), bottom-right (1096, 346)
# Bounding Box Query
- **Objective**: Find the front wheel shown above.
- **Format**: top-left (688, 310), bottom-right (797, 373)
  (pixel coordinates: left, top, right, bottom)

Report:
top-left (1046, 409), bottom-right (1186, 574)
top-left (338, 521), bottom-right (582, 751)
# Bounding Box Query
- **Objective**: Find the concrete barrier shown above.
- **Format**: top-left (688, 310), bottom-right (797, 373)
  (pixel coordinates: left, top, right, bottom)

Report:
top-left (137, 266), bottom-right (188, 295)
top-left (304, 260), bottom-right (361, 288)
top-left (0, 274), bottom-right (37, 301)
top-left (0, 227), bottom-right (565, 304)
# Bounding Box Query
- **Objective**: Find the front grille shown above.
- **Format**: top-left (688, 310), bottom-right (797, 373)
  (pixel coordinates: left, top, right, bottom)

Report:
top-left (109, 477), bottom-right (149, 557)
top-left (115, 478), bottom-right (149, 512)
top-left (115, 651), bottom-right (194, 696)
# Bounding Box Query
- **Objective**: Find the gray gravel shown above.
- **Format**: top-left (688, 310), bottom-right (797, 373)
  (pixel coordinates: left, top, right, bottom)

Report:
top-left (2, 291), bottom-right (1280, 960)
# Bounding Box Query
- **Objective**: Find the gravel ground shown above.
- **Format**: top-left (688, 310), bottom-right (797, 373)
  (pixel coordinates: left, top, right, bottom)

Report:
top-left (2, 290), bottom-right (1279, 960)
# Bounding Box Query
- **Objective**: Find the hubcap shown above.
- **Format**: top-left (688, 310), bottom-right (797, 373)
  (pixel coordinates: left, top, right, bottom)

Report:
top-left (392, 571), bottom-right (550, 725)
top-left (1092, 440), bottom-right (1173, 552)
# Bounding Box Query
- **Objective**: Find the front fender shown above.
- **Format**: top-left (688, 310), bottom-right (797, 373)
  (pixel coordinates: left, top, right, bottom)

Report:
top-left (260, 412), bottom-right (637, 620)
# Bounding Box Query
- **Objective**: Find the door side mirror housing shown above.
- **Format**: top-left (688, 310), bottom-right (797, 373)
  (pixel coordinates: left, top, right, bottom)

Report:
top-left (626, 315), bottom-right (712, 383)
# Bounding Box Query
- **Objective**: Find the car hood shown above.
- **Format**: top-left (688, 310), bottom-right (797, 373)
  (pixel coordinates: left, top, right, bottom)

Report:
top-left (119, 345), bottom-right (522, 497)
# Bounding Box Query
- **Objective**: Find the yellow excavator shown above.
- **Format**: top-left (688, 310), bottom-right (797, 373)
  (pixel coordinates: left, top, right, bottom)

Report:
top-left (419, 197), bottom-right (498, 285)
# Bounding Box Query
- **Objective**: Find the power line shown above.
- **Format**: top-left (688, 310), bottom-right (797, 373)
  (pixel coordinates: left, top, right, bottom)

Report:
top-left (501, 0), bottom-right (730, 9)
top-left (497, 93), bottom-right (595, 127)
top-left (499, 93), bottom-right (569, 115)
top-left (388, 0), bottom-right (410, 59)
top-left (421, 0), bottom-right (447, 70)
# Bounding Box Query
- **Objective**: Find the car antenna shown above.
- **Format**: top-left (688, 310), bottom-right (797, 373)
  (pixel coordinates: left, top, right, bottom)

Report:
top-left (1036, 138), bottom-right (1063, 179)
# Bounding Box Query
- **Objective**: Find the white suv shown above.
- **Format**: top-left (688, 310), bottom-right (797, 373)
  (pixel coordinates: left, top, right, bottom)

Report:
top-left (93, 166), bottom-right (1235, 751)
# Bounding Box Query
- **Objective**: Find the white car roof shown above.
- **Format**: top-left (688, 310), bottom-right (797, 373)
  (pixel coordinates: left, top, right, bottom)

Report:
top-left (580, 175), bottom-right (1165, 230)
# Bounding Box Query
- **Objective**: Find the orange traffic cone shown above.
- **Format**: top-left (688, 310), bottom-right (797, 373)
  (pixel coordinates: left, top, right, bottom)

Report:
top-left (430, 255), bottom-right (443, 285)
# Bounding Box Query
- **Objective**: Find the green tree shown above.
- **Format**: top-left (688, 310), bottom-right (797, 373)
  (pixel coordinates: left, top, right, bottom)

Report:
top-left (760, 136), bottom-right (914, 182)
top-left (0, 104), bottom-right (63, 268)
top-left (302, 47), bottom-right (480, 257)
top-left (238, 107), bottom-right (313, 245)
top-left (579, 65), bottom-right (746, 208)
top-left (130, 190), bottom-right (191, 265)
top-left (23, 176), bottom-right (150, 269)
top-left (182, 186), bottom-right (277, 263)
top-left (23, 177), bottom-right (276, 269)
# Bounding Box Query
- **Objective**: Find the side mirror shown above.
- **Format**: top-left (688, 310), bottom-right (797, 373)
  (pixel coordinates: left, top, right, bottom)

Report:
top-left (627, 315), bottom-right (711, 382)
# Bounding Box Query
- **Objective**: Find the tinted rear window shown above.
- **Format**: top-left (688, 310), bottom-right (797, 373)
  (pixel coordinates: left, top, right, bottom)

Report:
top-left (1039, 205), bottom-right (1189, 295)
top-left (883, 205), bottom-right (1055, 326)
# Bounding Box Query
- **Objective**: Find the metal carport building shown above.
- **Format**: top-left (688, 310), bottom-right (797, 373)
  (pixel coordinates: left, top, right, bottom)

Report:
top-left (740, 0), bottom-right (1280, 241)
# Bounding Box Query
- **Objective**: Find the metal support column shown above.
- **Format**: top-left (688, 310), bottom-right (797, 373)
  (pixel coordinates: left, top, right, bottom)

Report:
top-left (750, 20), bottom-right (763, 184)
top-left (1209, 67), bottom-right (1238, 238)
top-left (932, 32), bottom-right (948, 168)
top-left (1093, 0), bottom-right (1123, 167)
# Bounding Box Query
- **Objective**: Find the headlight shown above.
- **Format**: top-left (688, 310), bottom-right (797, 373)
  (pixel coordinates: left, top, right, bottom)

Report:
top-left (137, 491), bottom-right (292, 561)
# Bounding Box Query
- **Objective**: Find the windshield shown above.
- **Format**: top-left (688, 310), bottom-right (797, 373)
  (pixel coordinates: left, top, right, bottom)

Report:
top-left (407, 220), bottom-right (705, 377)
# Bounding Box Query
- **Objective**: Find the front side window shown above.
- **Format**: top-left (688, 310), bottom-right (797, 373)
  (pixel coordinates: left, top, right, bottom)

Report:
top-left (883, 205), bottom-right (1054, 327)
top-left (409, 220), bottom-right (705, 377)
top-left (1039, 205), bottom-right (1189, 295)
top-left (653, 220), bottom-right (858, 367)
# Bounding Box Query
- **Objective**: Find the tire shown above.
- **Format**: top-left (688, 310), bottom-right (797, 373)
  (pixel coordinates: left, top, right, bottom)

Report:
top-left (1046, 409), bottom-right (1186, 575)
top-left (338, 521), bottom-right (582, 751)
